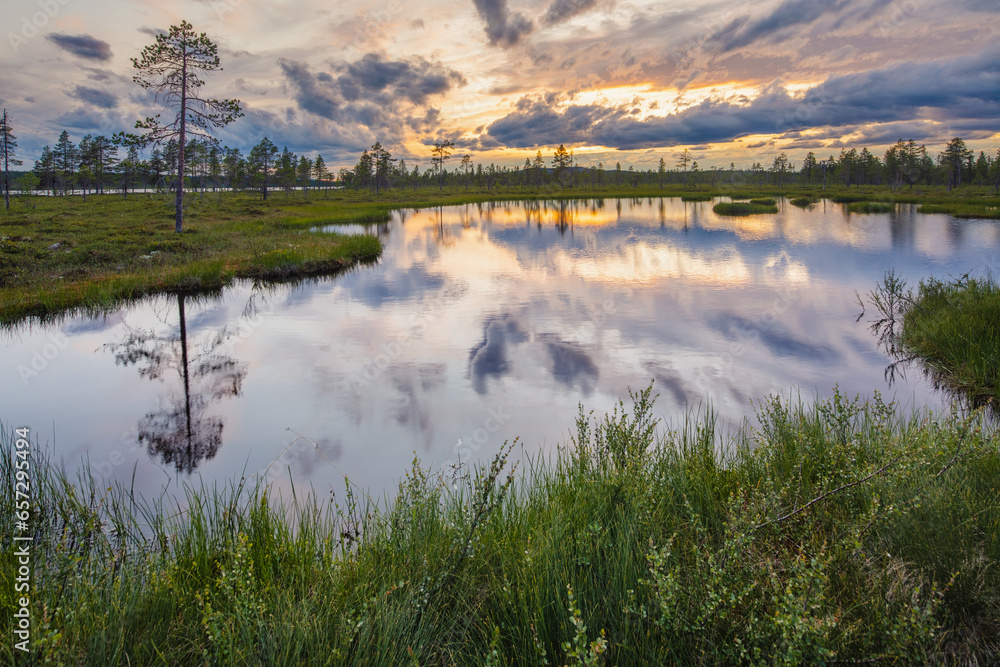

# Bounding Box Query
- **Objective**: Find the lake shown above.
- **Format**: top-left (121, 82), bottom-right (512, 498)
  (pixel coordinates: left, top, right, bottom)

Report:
top-left (4, 197), bottom-right (999, 501)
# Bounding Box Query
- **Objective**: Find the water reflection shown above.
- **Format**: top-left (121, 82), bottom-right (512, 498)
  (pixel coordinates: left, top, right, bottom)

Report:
top-left (5, 197), bottom-right (1000, 500)
top-left (105, 293), bottom-right (247, 472)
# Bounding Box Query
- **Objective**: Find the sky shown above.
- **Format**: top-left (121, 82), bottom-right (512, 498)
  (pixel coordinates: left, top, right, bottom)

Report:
top-left (1, 0), bottom-right (999, 171)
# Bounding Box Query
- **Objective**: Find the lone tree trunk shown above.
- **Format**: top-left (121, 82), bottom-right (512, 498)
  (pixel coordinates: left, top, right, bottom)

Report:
top-left (1, 109), bottom-right (23, 211)
top-left (176, 65), bottom-right (187, 233)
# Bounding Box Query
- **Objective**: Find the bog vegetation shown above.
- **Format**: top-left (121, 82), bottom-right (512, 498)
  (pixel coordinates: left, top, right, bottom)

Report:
top-left (1, 386), bottom-right (997, 664)
top-left (864, 272), bottom-right (1000, 408)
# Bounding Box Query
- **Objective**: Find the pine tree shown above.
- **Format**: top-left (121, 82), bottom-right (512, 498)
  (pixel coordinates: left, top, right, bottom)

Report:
top-left (297, 155), bottom-right (312, 194)
top-left (552, 144), bottom-right (572, 185)
top-left (313, 154), bottom-right (327, 190)
top-left (132, 20), bottom-right (243, 232)
top-left (54, 131), bottom-right (78, 195)
top-left (34, 146), bottom-right (56, 195)
top-left (1, 110), bottom-right (23, 209)
top-left (248, 137), bottom-right (278, 200)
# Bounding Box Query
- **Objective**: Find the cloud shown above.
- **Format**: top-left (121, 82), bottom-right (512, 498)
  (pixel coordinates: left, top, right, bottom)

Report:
top-left (543, 337), bottom-right (598, 394)
top-left (278, 54), bottom-right (465, 149)
top-left (472, 0), bottom-right (534, 47)
top-left (70, 86), bottom-right (118, 109)
top-left (468, 315), bottom-right (527, 394)
top-left (46, 33), bottom-right (113, 61)
top-left (712, 0), bottom-right (847, 52)
top-left (541, 0), bottom-right (602, 26)
top-left (336, 53), bottom-right (466, 106)
top-left (484, 48), bottom-right (1000, 150)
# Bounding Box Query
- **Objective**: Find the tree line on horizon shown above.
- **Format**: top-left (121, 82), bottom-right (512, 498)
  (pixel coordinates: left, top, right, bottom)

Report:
top-left (4, 119), bottom-right (999, 205)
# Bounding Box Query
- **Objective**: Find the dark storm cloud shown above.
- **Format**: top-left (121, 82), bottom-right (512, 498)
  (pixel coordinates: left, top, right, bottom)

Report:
top-left (708, 0), bottom-right (898, 54)
top-left (711, 0), bottom-right (850, 52)
top-left (542, 0), bottom-right (601, 26)
top-left (336, 53), bottom-right (466, 106)
top-left (70, 86), bottom-right (118, 109)
top-left (279, 58), bottom-right (341, 120)
top-left (485, 48), bottom-right (1000, 149)
top-left (472, 0), bottom-right (534, 47)
top-left (278, 55), bottom-right (464, 144)
top-left (46, 33), bottom-right (113, 61)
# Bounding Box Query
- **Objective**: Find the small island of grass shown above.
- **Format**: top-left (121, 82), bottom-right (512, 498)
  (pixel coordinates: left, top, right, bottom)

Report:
top-left (713, 201), bottom-right (779, 216)
top-left (848, 201), bottom-right (895, 214)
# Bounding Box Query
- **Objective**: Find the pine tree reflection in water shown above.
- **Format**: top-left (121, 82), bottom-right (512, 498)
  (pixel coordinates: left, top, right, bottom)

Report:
top-left (107, 293), bottom-right (247, 473)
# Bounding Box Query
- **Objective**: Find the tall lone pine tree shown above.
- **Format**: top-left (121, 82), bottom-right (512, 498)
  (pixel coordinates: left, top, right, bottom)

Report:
top-left (132, 20), bottom-right (242, 232)
top-left (1, 109), bottom-right (23, 210)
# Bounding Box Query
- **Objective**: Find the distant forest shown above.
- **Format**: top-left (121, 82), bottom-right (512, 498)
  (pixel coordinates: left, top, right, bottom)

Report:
top-left (5, 126), bottom-right (1000, 199)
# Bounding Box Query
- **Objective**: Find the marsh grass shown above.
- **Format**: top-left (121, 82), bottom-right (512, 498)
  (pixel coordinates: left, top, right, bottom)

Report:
top-left (713, 202), bottom-right (779, 216)
top-left (2, 385), bottom-right (998, 664)
top-left (0, 194), bottom-right (383, 324)
top-left (865, 272), bottom-right (1000, 408)
top-left (790, 197), bottom-right (818, 207)
top-left (847, 201), bottom-right (896, 214)
top-left (918, 203), bottom-right (1000, 219)
top-left (747, 198), bottom-right (776, 206)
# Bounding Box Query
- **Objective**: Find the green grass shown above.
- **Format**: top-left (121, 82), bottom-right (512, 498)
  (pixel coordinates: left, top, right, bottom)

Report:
top-left (0, 193), bottom-right (384, 324)
top-left (748, 198), bottom-right (776, 206)
top-left (713, 202), bottom-right (779, 216)
top-left (864, 272), bottom-right (1000, 407)
top-left (918, 203), bottom-right (1000, 219)
top-left (790, 196), bottom-right (818, 207)
top-left (3, 385), bottom-right (998, 664)
top-left (847, 201), bottom-right (896, 214)
top-left (680, 194), bottom-right (714, 202)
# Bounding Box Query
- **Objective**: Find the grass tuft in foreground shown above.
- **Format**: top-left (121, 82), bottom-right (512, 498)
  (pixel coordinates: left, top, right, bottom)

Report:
top-left (713, 201), bottom-right (779, 216)
top-left (2, 385), bottom-right (998, 664)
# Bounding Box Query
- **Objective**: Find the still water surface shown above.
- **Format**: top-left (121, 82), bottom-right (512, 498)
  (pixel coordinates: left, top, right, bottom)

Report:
top-left (4, 197), bottom-right (999, 500)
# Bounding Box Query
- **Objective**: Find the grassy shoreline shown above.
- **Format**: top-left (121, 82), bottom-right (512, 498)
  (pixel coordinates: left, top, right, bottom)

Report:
top-left (866, 273), bottom-right (1000, 407)
top-left (1, 386), bottom-right (998, 664)
top-left (3, 185), bottom-right (999, 325)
